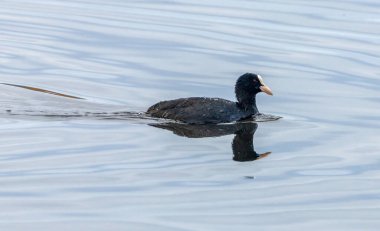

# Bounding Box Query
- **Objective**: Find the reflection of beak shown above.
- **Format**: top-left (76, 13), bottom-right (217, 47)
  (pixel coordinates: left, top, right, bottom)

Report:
top-left (260, 85), bottom-right (273, 96)
top-left (257, 151), bottom-right (272, 160)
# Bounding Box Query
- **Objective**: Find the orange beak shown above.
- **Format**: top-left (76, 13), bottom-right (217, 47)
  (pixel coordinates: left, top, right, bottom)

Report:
top-left (260, 85), bottom-right (273, 96)
top-left (257, 75), bottom-right (273, 96)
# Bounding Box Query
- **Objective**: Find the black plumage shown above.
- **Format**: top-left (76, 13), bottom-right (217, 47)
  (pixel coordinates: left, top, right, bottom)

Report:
top-left (146, 73), bottom-right (273, 124)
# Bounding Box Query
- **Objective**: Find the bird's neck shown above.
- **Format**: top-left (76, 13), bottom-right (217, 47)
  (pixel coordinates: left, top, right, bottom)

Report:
top-left (237, 97), bottom-right (259, 115)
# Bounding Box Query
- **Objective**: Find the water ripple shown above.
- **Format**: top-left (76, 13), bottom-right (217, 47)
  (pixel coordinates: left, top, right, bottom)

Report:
top-left (1, 0), bottom-right (380, 230)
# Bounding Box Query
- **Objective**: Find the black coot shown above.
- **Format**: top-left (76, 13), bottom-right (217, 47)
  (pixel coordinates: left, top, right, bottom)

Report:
top-left (147, 73), bottom-right (273, 124)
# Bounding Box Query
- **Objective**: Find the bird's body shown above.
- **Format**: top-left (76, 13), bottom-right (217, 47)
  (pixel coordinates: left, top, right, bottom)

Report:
top-left (146, 73), bottom-right (273, 124)
top-left (147, 97), bottom-right (255, 124)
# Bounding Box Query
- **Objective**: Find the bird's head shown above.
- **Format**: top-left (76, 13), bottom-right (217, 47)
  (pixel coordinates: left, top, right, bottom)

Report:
top-left (235, 73), bottom-right (273, 108)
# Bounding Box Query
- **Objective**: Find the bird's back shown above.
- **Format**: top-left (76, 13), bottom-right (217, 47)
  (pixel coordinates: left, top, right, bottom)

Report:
top-left (147, 97), bottom-right (250, 124)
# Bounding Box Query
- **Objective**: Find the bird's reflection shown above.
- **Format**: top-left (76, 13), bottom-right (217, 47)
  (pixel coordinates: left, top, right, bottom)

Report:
top-left (150, 122), bottom-right (271, 162)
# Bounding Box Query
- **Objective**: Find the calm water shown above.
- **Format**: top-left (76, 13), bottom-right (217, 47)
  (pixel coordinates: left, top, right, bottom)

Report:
top-left (1, 0), bottom-right (380, 230)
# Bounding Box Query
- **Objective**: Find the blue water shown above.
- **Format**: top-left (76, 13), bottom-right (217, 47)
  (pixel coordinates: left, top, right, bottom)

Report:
top-left (0, 0), bottom-right (380, 230)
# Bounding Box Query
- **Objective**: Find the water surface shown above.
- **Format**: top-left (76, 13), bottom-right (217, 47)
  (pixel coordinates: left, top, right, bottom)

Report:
top-left (1, 0), bottom-right (380, 230)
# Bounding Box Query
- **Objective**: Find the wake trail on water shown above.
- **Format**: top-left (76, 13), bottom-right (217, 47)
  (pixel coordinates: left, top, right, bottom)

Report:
top-left (0, 83), bottom-right (281, 123)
